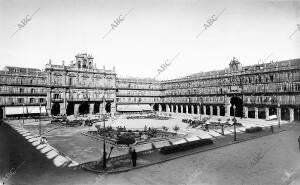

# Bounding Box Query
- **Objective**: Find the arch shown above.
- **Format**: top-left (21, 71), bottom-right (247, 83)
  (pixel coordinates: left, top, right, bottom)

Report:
top-left (206, 105), bottom-right (210, 115)
top-left (188, 105), bottom-right (192, 114)
top-left (281, 108), bottom-right (290, 121)
top-left (178, 105), bottom-right (182, 113)
top-left (79, 102), bottom-right (89, 115)
top-left (193, 105), bottom-right (198, 114)
top-left (66, 103), bottom-right (74, 115)
top-left (230, 96), bottom-right (243, 117)
top-left (258, 107), bottom-right (266, 119)
top-left (200, 106), bottom-right (204, 114)
top-left (0, 107), bottom-right (3, 119)
top-left (295, 108), bottom-right (300, 121)
top-left (105, 102), bottom-right (111, 113)
top-left (51, 103), bottom-right (60, 116)
top-left (153, 104), bottom-right (159, 111)
top-left (183, 105), bottom-right (186, 113)
top-left (213, 106), bottom-right (217, 116)
top-left (269, 107), bottom-right (277, 116)
top-left (220, 105), bottom-right (225, 116)
top-left (94, 102), bottom-right (100, 113)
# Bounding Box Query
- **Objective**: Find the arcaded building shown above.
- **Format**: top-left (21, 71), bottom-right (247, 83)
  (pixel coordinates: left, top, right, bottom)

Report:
top-left (0, 54), bottom-right (299, 122)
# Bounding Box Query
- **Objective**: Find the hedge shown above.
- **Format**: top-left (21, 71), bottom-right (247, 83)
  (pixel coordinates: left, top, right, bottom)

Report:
top-left (116, 136), bottom-right (135, 145)
top-left (245, 126), bottom-right (263, 133)
top-left (160, 139), bottom-right (213, 154)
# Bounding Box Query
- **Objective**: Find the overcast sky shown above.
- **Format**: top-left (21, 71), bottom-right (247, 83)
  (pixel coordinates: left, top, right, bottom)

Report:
top-left (0, 0), bottom-right (299, 80)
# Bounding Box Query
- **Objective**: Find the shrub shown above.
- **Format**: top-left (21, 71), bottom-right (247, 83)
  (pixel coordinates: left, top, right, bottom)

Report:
top-left (116, 136), bottom-right (135, 145)
top-left (245, 127), bottom-right (263, 133)
top-left (160, 139), bottom-right (213, 154)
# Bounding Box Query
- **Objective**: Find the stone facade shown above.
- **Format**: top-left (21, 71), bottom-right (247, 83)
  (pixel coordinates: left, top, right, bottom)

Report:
top-left (0, 55), bottom-right (300, 122)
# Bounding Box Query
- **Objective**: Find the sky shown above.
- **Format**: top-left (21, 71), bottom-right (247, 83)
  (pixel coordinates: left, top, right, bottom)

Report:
top-left (0, 0), bottom-right (299, 80)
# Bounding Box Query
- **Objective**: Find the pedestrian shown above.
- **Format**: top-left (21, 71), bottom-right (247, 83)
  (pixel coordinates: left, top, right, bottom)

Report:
top-left (298, 136), bottom-right (300, 149)
top-left (270, 125), bottom-right (274, 133)
top-left (131, 149), bottom-right (137, 167)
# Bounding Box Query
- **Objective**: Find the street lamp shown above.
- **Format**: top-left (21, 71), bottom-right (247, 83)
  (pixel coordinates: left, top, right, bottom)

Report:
top-left (39, 104), bottom-right (42, 135)
top-left (278, 103), bottom-right (280, 128)
top-left (22, 103), bottom-right (25, 128)
top-left (102, 95), bottom-right (107, 169)
top-left (233, 105), bottom-right (237, 141)
top-left (199, 102), bottom-right (202, 121)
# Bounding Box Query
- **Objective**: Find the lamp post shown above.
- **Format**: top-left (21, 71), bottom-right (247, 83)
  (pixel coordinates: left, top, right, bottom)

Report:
top-left (233, 105), bottom-right (237, 141)
top-left (199, 102), bottom-right (202, 121)
top-left (22, 103), bottom-right (25, 128)
top-left (102, 95), bottom-right (107, 169)
top-left (39, 104), bottom-right (42, 135)
top-left (278, 103), bottom-right (280, 128)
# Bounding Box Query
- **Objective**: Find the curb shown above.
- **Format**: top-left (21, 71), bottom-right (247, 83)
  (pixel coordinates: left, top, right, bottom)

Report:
top-left (85, 129), bottom-right (286, 174)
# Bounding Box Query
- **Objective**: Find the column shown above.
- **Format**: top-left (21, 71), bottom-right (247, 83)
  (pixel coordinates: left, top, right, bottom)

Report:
top-left (158, 104), bottom-right (162, 112)
top-left (255, 107), bottom-right (258, 119)
top-left (46, 88), bottom-right (51, 115)
top-left (191, 105), bottom-right (194, 114)
top-left (290, 108), bottom-right (294, 122)
top-left (89, 103), bottom-right (95, 114)
top-left (217, 106), bottom-right (220, 116)
top-left (185, 105), bottom-right (188, 114)
top-left (60, 102), bottom-right (66, 115)
top-left (277, 107), bottom-right (281, 121)
top-left (170, 105), bottom-right (173, 113)
top-left (243, 106), bottom-right (248, 118)
top-left (197, 105), bottom-right (200, 114)
top-left (166, 104), bottom-right (170, 112)
top-left (100, 103), bottom-right (106, 114)
top-left (210, 106), bottom-right (213, 116)
top-left (225, 104), bottom-right (231, 117)
top-left (265, 107), bottom-right (269, 120)
top-left (203, 106), bottom-right (206, 115)
top-left (175, 105), bottom-right (178, 113)
top-left (74, 104), bottom-right (79, 115)
top-left (3, 107), bottom-right (6, 119)
top-left (180, 105), bottom-right (183, 114)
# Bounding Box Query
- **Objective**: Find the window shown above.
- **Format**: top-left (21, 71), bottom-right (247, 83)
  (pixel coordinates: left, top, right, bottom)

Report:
top-left (31, 89), bottom-right (35, 94)
top-left (54, 94), bottom-right (60, 99)
top-left (30, 98), bottom-right (35, 103)
top-left (39, 98), bottom-right (44, 103)
top-left (19, 88), bottom-right (24, 93)
top-left (18, 98), bottom-right (24, 103)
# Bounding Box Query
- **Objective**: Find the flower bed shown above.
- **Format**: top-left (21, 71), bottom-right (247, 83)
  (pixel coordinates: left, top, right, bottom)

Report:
top-left (160, 139), bottom-right (213, 154)
top-left (245, 126), bottom-right (263, 133)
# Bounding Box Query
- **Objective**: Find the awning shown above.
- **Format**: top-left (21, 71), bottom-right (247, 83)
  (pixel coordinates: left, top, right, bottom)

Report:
top-left (117, 104), bottom-right (153, 112)
top-left (5, 106), bottom-right (25, 115)
top-left (5, 106), bottom-right (46, 115)
top-left (27, 106), bottom-right (46, 114)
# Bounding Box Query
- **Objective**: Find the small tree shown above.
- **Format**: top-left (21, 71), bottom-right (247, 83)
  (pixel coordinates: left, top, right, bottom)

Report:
top-left (173, 125), bottom-right (180, 135)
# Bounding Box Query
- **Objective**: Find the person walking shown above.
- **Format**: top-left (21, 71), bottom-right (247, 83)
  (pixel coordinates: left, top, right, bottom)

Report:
top-left (270, 125), bottom-right (274, 133)
top-left (131, 149), bottom-right (137, 167)
top-left (298, 136), bottom-right (300, 149)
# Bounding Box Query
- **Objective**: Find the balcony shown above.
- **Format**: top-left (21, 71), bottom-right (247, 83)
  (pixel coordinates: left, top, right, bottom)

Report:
top-left (52, 98), bottom-right (63, 103)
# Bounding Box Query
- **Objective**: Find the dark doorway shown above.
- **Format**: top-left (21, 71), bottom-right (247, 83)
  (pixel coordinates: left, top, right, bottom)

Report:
top-left (200, 106), bottom-right (204, 114)
top-left (161, 104), bottom-right (166, 112)
top-left (178, 105), bottom-right (182, 113)
top-left (94, 102), bottom-right (100, 114)
top-left (183, 105), bottom-right (186, 113)
top-left (66, 103), bottom-right (74, 116)
top-left (51, 103), bottom-right (60, 116)
top-left (281, 108), bottom-right (290, 121)
top-left (269, 107), bottom-right (277, 116)
top-left (230, 96), bottom-right (243, 117)
top-left (213, 106), bottom-right (217, 115)
top-left (220, 106), bottom-right (225, 116)
top-left (79, 102), bottom-right (89, 115)
top-left (0, 107), bottom-right (3, 119)
top-left (295, 109), bottom-right (300, 121)
top-left (188, 105), bottom-right (192, 114)
top-left (258, 108), bottom-right (266, 119)
top-left (153, 104), bottom-right (159, 111)
top-left (105, 102), bottom-right (111, 113)
top-left (173, 105), bottom-right (176, 112)
top-left (193, 105), bottom-right (198, 114)
top-left (206, 106), bottom-right (210, 115)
